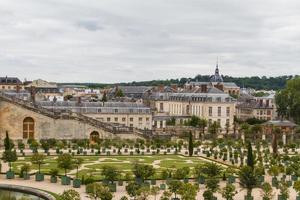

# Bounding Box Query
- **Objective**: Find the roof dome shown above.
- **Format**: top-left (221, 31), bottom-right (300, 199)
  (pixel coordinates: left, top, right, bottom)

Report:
top-left (210, 64), bottom-right (223, 83)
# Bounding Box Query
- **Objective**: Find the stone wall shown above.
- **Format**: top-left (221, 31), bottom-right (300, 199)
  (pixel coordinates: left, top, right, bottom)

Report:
top-left (0, 100), bottom-right (114, 140)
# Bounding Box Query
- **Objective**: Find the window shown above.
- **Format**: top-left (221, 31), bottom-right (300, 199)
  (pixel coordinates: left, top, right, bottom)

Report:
top-left (208, 119), bottom-right (212, 125)
top-left (139, 117), bottom-right (142, 121)
top-left (159, 103), bottom-right (164, 112)
top-left (122, 118), bottom-right (126, 122)
top-left (146, 117), bottom-right (149, 121)
top-left (226, 107), bottom-right (230, 117)
top-left (114, 117), bottom-right (118, 122)
top-left (107, 117), bottom-right (111, 122)
top-left (130, 124), bottom-right (133, 127)
top-left (209, 107), bottom-right (213, 117)
top-left (217, 119), bottom-right (221, 125)
top-left (218, 107), bottom-right (221, 117)
top-left (23, 117), bottom-right (34, 139)
top-left (114, 109), bottom-right (118, 113)
top-left (226, 119), bottom-right (230, 126)
top-left (130, 117), bottom-right (133, 122)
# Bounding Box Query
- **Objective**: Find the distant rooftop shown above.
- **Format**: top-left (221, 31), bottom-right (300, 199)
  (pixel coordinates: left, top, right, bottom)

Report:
top-left (0, 77), bottom-right (22, 85)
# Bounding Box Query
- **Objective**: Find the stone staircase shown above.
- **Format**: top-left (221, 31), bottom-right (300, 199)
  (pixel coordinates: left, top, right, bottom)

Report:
top-left (0, 93), bottom-right (131, 134)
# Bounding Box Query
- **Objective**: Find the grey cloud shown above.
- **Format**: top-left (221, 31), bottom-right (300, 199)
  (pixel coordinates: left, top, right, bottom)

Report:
top-left (0, 0), bottom-right (300, 83)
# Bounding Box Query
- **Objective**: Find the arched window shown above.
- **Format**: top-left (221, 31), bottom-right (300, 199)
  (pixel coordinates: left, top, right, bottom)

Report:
top-left (90, 131), bottom-right (100, 142)
top-left (23, 117), bottom-right (34, 139)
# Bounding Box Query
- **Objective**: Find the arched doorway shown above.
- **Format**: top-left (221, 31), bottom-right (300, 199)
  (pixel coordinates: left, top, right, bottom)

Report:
top-left (23, 117), bottom-right (34, 139)
top-left (90, 131), bottom-right (100, 142)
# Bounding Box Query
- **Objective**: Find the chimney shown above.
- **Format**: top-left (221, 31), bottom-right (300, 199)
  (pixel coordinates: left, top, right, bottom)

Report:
top-left (171, 84), bottom-right (178, 91)
top-left (16, 84), bottom-right (20, 93)
top-left (159, 84), bottom-right (164, 92)
top-left (77, 96), bottom-right (82, 106)
top-left (30, 86), bottom-right (36, 103)
top-left (215, 83), bottom-right (224, 91)
top-left (201, 84), bottom-right (208, 93)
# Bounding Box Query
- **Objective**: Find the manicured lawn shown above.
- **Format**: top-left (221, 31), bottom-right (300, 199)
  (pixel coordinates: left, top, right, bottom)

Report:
top-left (11, 155), bottom-right (208, 179)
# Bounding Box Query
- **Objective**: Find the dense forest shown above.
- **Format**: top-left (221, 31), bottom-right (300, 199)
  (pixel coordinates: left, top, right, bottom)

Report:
top-left (60, 75), bottom-right (298, 90)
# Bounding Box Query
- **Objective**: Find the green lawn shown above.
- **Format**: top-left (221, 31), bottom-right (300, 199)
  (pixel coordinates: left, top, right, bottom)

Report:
top-left (11, 155), bottom-right (207, 179)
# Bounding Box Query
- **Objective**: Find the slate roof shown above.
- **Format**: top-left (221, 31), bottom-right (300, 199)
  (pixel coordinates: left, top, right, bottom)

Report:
top-left (118, 86), bottom-right (153, 94)
top-left (0, 77), bottom-right (22, 85)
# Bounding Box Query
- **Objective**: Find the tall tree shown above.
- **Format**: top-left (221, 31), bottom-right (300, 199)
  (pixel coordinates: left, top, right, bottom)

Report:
top-left (275, 77), bottom-right (300, 123)
top-left (272, 127), bottom-right (281, 157)
top-left (188, 131), bottom-right (194, 157)
top-left (246, 141), bottom-right (255, 169)
top-left (199, 118), bottom-right (208, 139)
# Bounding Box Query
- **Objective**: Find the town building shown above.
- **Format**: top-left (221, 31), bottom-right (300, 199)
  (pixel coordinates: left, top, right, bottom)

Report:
top-left (0, 76), bottom-right (24, 91)
top-left (236, 93), bottom-right (277, 121)
top-left (109, 86), bottom-right (153, 99)
top-left (184, 64), bottom-right (240, 96)
top-left (36, 101), bottom-right (152, 130)
top-left (152, 91), bottom-right (236, 131)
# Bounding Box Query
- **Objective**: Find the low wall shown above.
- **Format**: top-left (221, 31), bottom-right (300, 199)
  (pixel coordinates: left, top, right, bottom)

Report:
top-left (0, 184), bottom-right (56, 200)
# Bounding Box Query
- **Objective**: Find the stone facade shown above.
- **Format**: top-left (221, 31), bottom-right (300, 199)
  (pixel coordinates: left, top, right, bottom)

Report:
top-left (0, 97), bottom-right (116, 141)
top-left (154, 93), bottom-right (236, 130)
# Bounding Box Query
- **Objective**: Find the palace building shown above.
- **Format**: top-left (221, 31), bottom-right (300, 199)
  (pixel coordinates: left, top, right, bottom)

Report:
top-left (185, 64), bottom-right (240, 96)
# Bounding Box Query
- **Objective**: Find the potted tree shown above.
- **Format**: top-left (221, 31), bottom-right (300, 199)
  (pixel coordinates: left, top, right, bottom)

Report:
top-left (294, 180), bottom-right (300, 200)
top-left (73, 157), bottom-right (83, 188)
top-left (50, 168), bottom-right (59, 183)
top-left (2, 132), bottom-right (17, 179)
top-left (101, 165), bottom-right (120, 192)
top-left (260, 182), bottom-right (274, 200)
top-left (239, 166), bottom-right (257, 200)
top-left (17, 140), bottom-right (25, 155)
top-left (57, 153), bottom-right (74, 185)
top-left (221, 183), bottom-right (236, 200)
top-left (31, 153), bottom-right (46, 181)
top-left (20, 163), bottom-right (31, 180)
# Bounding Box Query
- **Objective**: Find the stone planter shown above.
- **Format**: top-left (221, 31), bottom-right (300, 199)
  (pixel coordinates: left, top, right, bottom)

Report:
top-left (277, 195), bottom-right (287, 200)
top-left (118, 180), bottom-right (123, 186)
top-left (73, 179), bottom-right (81, 188)
top-left (292, 175), bottom-right (298, 181)
top-left (160, 184), bottom-right (166, 190)
top-left (50, 176), bottom-right (57, 183)
top-left (23, 173), bottom-right (30, 180)
top-left (272, 177), bottom-right (278, 187)
top-left (151, 179), bottom-right (156, 185)
top-left (35, 173), bottom-right (44, 181)
top-left (244, 195), bottom-right (253, 200)
top-left (198, 176), bottom-right (205, 184)
top-left (61, 176), bottom-right (71, 185)
top-left (6, 171), bottom-right (15, 179)
top-left (106, 183), bottom-right (117, 192)
top-left (228, 175), bottom-right (235, 184)
top-left (258, 175), bottom-right (264, 184)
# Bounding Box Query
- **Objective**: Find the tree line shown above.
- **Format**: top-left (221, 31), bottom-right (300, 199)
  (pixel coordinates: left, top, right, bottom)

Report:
top-left (60, 75), bottom-right (297, 90)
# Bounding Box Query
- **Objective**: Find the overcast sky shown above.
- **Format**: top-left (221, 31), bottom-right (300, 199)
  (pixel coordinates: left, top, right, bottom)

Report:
top-left (0, 0), bottom-right (300, 83)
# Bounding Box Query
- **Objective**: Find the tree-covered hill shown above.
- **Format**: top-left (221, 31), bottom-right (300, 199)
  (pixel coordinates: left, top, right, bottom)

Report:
top-left (60, 75), bottom-right (298, 90)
